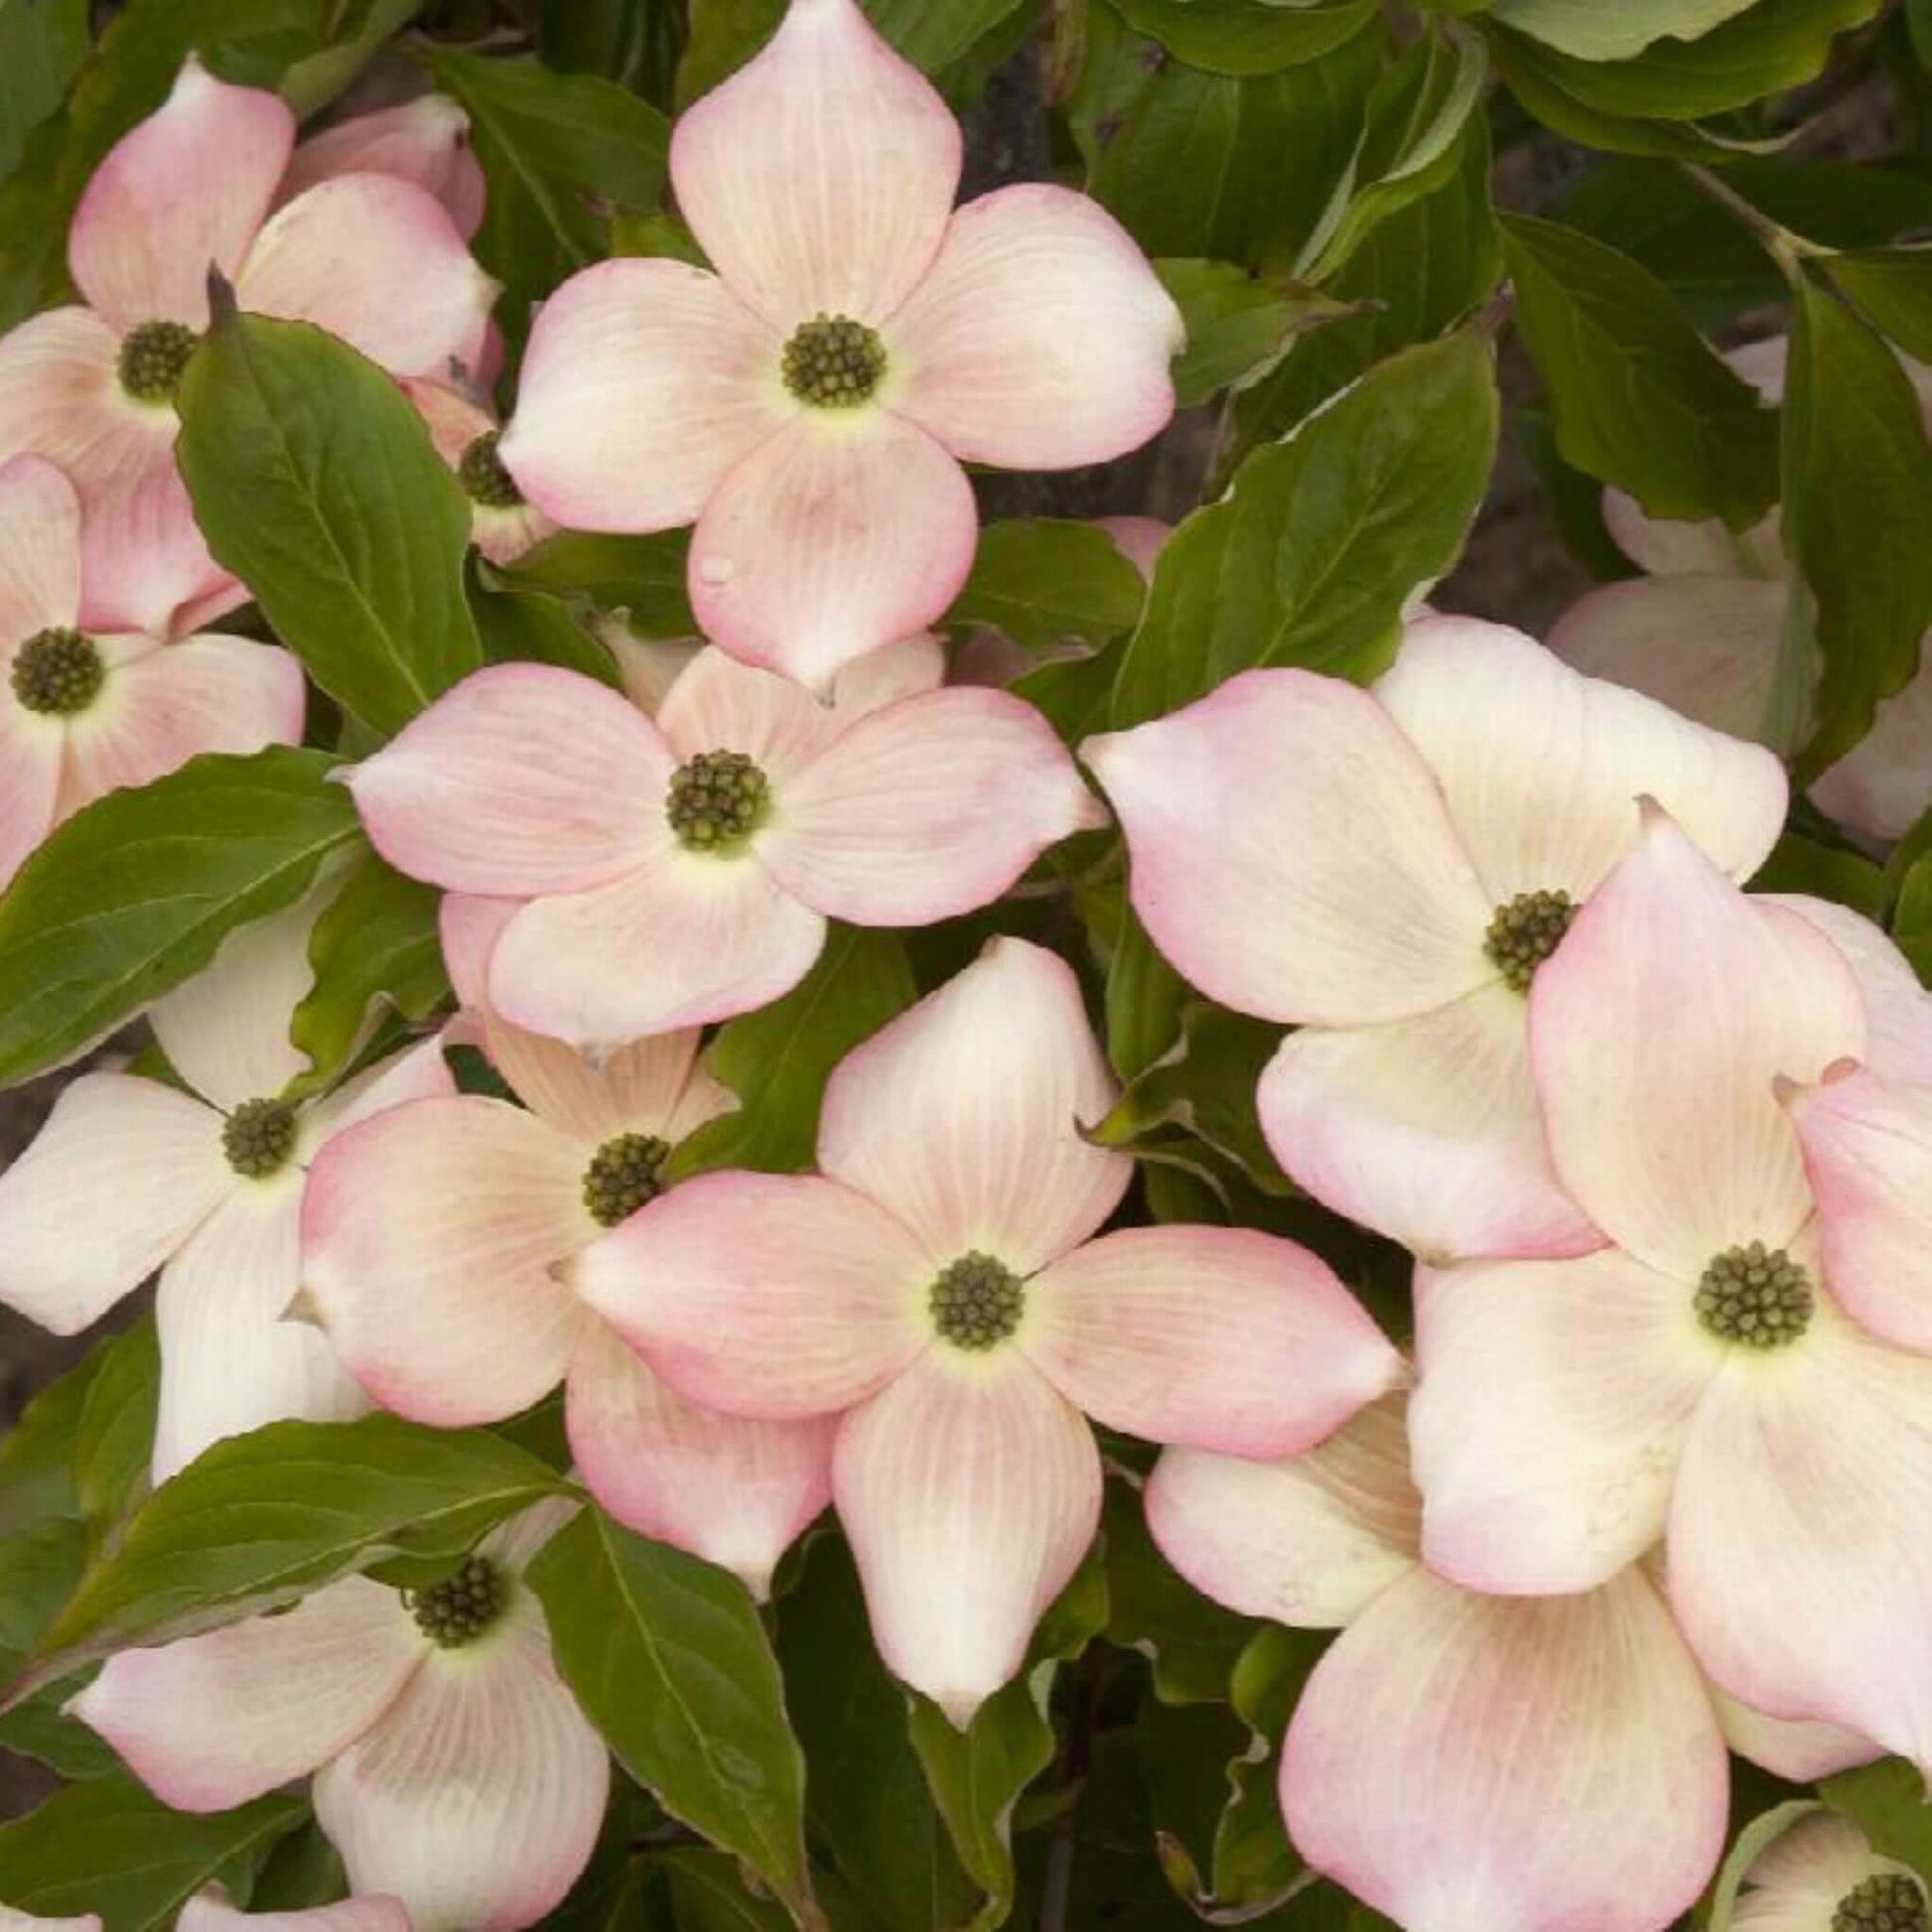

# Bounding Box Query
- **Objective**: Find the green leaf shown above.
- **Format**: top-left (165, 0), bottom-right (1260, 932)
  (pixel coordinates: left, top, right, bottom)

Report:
top-left (1157, 260), bottom-right (1342, 407)
top-left (657, 1847), bottom-right (795, 1931)
top-left (1822, 1758), bottom-right (1932, 1878)
top-left (1485, 0), bottom-right (1758, 60)
top-left (470, 556), bottom-right (625, 688)
top-left (289, 853), bottom-right (449, 1084)
top-left (678, 0), bottom-right (1027, 98)
top-left (1829, 247), bottom-right (1932, 363)
top-left (71, 1315), bottom-right (160, 1543)
top-left (670, 927), bottom-right (916, 1176)
top-left (0, 1775), bottom-right (304, 1930)
top-left (0, 1339), bottom-right (106, 1538)
top-left (15, 1415), bottom-right (562, 1697)
top-left (0, 0), bottom-right (87, 178)
top-left (1780, 273), bottom-right (1932, 783)
top-left (278, 0), bottom-right (424, 116)
top-left (503, 529), bottom-right (697, 639)
top-left (943, 520), bottom-right (1147, 654)
top-left (1210, 1624), bottom-right (1328, 1911)
top-left (1112, 326), bottom-right (1498, 728)
top-left (1704, 1801), bottom-right (1823, 1932)
top-left (1752, 831), bottom-right (1887, 920)
top-left (529, 1508), bottom-right (816, 1925)
top-left (244, 1818), bottom-right (348, 1912)
top-left (862, 0), bottom-right (1030, 72)
top-left (1499, 214), bottom-right (1779, 526)
top-left (1105, 903), bottom-right (1189, 1084)
top-left (1893, 848), bottom-right (1932, 986)
top-left (0, 746), bottom-right (363, 1086)
top-left (1111, 0), bottom-right (1377, 75)
top-left (177, 309), bottom-right (483, 738)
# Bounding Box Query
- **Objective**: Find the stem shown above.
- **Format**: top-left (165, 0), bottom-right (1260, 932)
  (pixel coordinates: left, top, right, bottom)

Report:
top-left (1680, 164), bottom-right (1827, 275)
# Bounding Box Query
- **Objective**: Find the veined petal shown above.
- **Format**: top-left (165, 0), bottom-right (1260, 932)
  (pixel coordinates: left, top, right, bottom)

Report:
top-left (1023, 1225), bottom-right (1400, 1456)
top-left (1281, 1565), bottom-right (1727, 1932)
top-left (761, 686), bottom-right (1098, 924)
top-left (348, 664), bottom-right (665, 897)
top-left (1711, 1684), bottom-right (1881, 1782)
top-left (437, 893), bottom-right (515, 1014)
top-left (280, 95), bottom-right (486, 241)
top-left (179, 1888), bottom-right (410, 1932)
top-left (1599, 488), bottom-right (1765, 577)
top-left (1772, 893), bottom-right (1932, 1085)
top-left (498, 259), bottom-right (784, 531)
top-left (888, 185), bottom-right (1180, 469)
top-left (817, 937), bottom-right (1130, 1272)
top-left (0, 309), bottom-right (156, 499)
top-left (572, 1170), bottom-right (930, 1420)
top-left (1081, 670), bottom-right (1492, 1028)
top-left (69, 1576), bottom-right (421, 1811)
top-left (833, 1347), bottom-right (1101, 1725)
top-left (69, 59), bottom-right (293, 331)
top-left (655, 642), bottom-right (845, 783)
top-left (490, 1024), bottom-right (723, 1148)
top-left (1669, 1314), bottom-right (1932, 1775)
top-left (0, 696), bottom-right (62, 890)
top-left (824, 630), bottom-right (947, 715)
top-left (1144, 1394), bottom-right (1421, 1627)
top-left (301, 1096), bottom-right (589, 1427)
top-left (1810, 641), bottom-right (1932, 843)
top-left (313, 1597), bottom-right (609, 1932)
top-left (669, 0), bottom-right (958, 331)
top-left (0, 456), bottom-right (80, 639)
top-left (566, 1322), bottom-right (834, 1600)
top-left (1531, 813), bottom-right (1865, 1281)
top-left (606, 631), bottom-right (704, 717)
top-left (237, 176), bottom-right (495, 379)
top-left (153, 1180), bottom-right (367, 1482)
top-left (1410, 1248), bottom-right (1714, 1594)
top-left (298, 1035), bottom-right (458, 1150)
top-left (1376, 614), bottom-right (1787, 900)
top-left (76, 453), bottom-right (238, 639)
top-left (0, 1073), bottom-right (226, 1334)
top-left (690, 411), bottom-right (978, 691)
top-left (1734, 1811), bottom-right (1902, 1927)
top-left (1257, 986), bottom-right (1601, 1266)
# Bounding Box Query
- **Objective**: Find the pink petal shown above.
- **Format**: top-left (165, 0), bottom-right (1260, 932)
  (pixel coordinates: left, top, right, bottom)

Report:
top-left (824, 630), bottom-right (947, 713)
top-left (297, 1035), bottom-right (458, 1150)
top-left (0, 456), bottom-right (80, 639)
top-left (1599, 486), bottom-right (1762, 576)
top-left (0, 308), bottom-right (155, 499)
top-left (655, 642), bottom-right (845, 782)
top-left (69, 1576), bottom-right (421, 1811)
top-left (487, 1023), bottom-right (724, 1148)
top-left (1081, 671), bottom-right (1492, 1028)
top-left (1409, 1248), bottom-right (1714, 1594)
top-left (1281, 1565), bottom-right (1727, 1932)
top-left (0, 1073), bottom-right (226, 1334)
top-left (761, 686), bottom-right (1099, 924)
top-left (58, 635), bottom-right (305, 815)
top-left (565, 1322), bottom-right (834, 1600)
top-left (438, 892), bottom-right (515, 1014)
top-left (1711, 1684), bottom-right (1882, 1782)
top-left (281, 95), bottom-right (486, 241)
top-left (1377, 614), bottom-right (1788, 901)
top-left (1023, 1225), bottom-right (1401, 1456)
top-left (669, 0), bottom-right (958, 330)
top-left (498, 259), bottom-right (783, 532)
top-left (1735, 1811), bottom-right (1888, 1911)
top-left (1257, 984), bottom-right (1602, 1265)
top-left (1546, 574), bottom-right (1784, 746)
top-left (1773, 893), bottom-right (1932, 1084)
top-left (153, 1180), bottom-right (368, 1482)
top-left (1669, 1313), bottom-right (1932, 1773)
top-left (889, 185), bottom-right (1180, 469)
top-left (486, 846), bottom-right (827, 1046)
top-left (302, 1096), bottom-right (589, 1427)
top-left (691, 411), bottom-right (978, 691)
top-left (1531, 813), bottom-right (1865, 1282)
top-left (607, 632), bottom-right (704, 717)
top-left (1094, 514), bottom-right (1170, 579)
top-left (1144, 1393), bottom-right (1421, 1626)
top-left (236, 175), bottom-right (495, 379)
top-left (69, 58), bottom-right (293, 332)
top-left (0, 695), bottom-right (62, 890)
top-left (348, 664), bottom-right (666, 897)
top-left (77, 452), bottom-right (239, 639)
top-left (1810, 639), bottom-right (1932, 843)
top-left (833, 1347), bottom-right (1100, 1725)
top-left (817, 937), bottom-right (1130, 1272)
top-left (571, 1170), bottom-right (930, 1420)
top-left (312, 1599), bottom-right (609, 1931)
top-left (180, 1890), bottom-right (409, 1932)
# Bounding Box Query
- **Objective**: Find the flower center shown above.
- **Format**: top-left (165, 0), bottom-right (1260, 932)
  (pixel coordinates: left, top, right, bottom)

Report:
top-left (781, 313), bottom-right (887, 408)
top-left (666, 749), bottom-right (769, 854)
top-left (116, 320), bottom-right (199, 404)
top-left (1483, 890), bottom-right (1578, 993)
top-left (11, 628), bottom-right (103, 716)
top-left (582, 1131), bottom-right (670, 1228)
top-left (928, 1251), bottom-right (1025, 1351)
top-left (221, 1097), bottom-right (298, 1179)
top-left (404, 1554), bottom-right (503, 1649)
top-left (458, 430), bottom-right (523, 509)
top-left (1833, 1873), bottom-right (1927, 1932)
top-left (1695, 1241), bottom-right (1814, 1350)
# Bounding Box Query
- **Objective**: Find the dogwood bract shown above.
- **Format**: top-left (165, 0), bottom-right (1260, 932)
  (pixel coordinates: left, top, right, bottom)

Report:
top-left (0, 892), bottom-right (450, 1479)
top-left (347, 644), bottom-right (1097, 1048)
top-left (71, 1504), bottom-right (606, 1932)
top-left (1725, 1812), bottom-right (1928, 1932)
top-left (496, 0), bottom-right (1182, 690)
top-left (1082, 614), bottom-right (1786, 1263)
top-left (301, 895), bottom-right (834, 1597)
top-left (571, 936), bottom-right (1401, 1721)
top-left (0, 454), bottom-right (302, 888)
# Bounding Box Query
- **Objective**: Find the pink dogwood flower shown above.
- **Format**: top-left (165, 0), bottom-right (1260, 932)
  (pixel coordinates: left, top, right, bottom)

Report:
top-left (1725, 1812), bottom-right (1927, 1932)
top-left (571, 937), bottom-right (1401, 1721)
top-left (401, 380), bottom-right (552, 566)
top-left (496, 0), bottom-right (1182, 691)
top-left (0, 59), bottom-right (495, 638)
top-left (301, 895), bottom-right (834, 1597)
top-left (348, 642), bottom-right (1098, 1049)
top-left (0, 891), bottom-right (451, 1479)
top-left (1552, 336), bottom-right (1932, 843)
top-left (279, 93), bottom-right (486, 241)
top-left (0, 455), bottom-right (303, 888)
top-left (71, 1503), bottom-right (607, 1932)
top-left (1081, 615), bottom-right (1787, 1264)
top-left (1147, 1393), bottom-right (1877, 1932)
top-left (1406, 806), bottom-right (1932, 1773)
